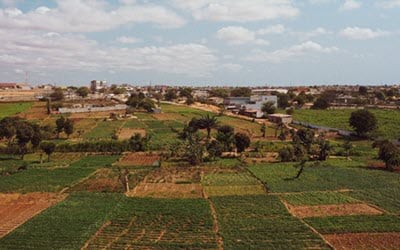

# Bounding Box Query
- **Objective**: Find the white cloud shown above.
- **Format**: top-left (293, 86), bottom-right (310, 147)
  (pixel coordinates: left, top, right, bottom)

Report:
top-left (245, 41), bottom-right (338, 63)
top-left (0, 0), bottom-right (186, 33)
top-left (256, 24), bottom-right (286, 35)
top-left (378, 0), bottom-right (400, 8)
top-left (340, 0), bottom-right (361, 10)
top-left (216, 26), bottom-right (269, 45)
top-left (221, 63), bottom-right (243, 72)
top-left (171, 0), bottom-right (299, 22)
top-left (0, 30), bottom-right (217, 77)
top-left (116, 36), bottom-right (141, 44)
top-left (291, 27), bottom-right (333, 41)
top-left (340, 27), bottom-right (391, 40)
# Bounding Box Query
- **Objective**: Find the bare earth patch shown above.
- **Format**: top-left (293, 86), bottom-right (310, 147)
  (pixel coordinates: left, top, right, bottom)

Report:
top-left (127, 183), bottom-right (204, 198)
top-left (0, 193), bottom-right (66, 238)
top-left (324, 233), bottom-right (400, 250)
top-left (287, 203), bottom-right (383, 218)
top-left (117, 152), bottom-right (160, 167)
top-left (68, 110), bottom-right (125, 119)
top-left (117, 128), bottom-right (146, 140)
top-left (152, 113), bottom-right (186, 121)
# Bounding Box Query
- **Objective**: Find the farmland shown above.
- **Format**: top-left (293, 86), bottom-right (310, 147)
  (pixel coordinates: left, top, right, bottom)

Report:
top-left (1, 100), bottom-right (400, 249)
top-left (292, 108), bottom-right (400, 139)
top-left (0, 102), bottom-right (32, 119)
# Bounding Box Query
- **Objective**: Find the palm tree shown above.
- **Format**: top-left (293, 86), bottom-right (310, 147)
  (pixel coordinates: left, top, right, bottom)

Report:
top-left (198, 114), bottom-right (219, 139)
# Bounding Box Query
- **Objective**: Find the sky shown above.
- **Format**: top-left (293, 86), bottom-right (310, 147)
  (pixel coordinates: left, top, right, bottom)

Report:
top-left (0, 0), bottom-right (399, 86)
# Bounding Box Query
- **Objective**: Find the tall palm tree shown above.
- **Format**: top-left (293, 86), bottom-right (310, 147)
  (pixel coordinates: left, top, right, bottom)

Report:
top-left (198, 114), bottom-right (219, 139)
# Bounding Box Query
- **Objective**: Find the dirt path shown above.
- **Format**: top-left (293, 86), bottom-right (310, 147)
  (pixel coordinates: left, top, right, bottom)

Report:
top-left (203, 190), bottom-right (224, 250)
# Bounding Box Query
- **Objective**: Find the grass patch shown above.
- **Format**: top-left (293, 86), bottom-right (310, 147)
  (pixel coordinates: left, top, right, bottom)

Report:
top-left (348, 188), bottom-right (400, 213)
top-left (202, 172), bottom-right (260, 186)
top-left (84, 120), bottom-right (125, 140)
top-left (0, 102), bottom-right (32, 119)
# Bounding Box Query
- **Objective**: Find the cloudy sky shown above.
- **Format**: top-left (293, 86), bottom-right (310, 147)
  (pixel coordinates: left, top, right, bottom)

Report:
top-left (0, 0), bottom-right (399, 86)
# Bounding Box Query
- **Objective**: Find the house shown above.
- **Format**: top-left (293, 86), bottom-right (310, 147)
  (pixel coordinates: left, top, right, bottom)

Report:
top-left (268, 114), bottom-right (293, 124)
top-left (0, 83), bottom-right (31, 90)
top-left (224, 95), bottom-right (278, 118)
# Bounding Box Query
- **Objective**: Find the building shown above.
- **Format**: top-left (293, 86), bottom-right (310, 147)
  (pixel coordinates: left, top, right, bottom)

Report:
top-left (268, 114), bottom-right (293, 124)
top-left (0, 83), bottom-right (31, 90)
top-left (224, 95), bottom-right (278, 118)
top-left (90, 80), bottom-right (107, 92)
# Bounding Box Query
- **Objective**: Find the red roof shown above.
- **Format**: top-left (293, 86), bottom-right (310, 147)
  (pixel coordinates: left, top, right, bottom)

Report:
top-left (0, 83), bottom-right (18, 88)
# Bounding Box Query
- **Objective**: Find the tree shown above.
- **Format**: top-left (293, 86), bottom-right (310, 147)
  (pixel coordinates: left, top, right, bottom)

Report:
top-left (76, 87), bottom-right (89, 98)
top-left (343, 140), bottom-right (353, 157)
top-left (55, 116), bottom-right (66, 138)
top-left (210, 88), bottom-right (229, 98)
top-left (179, 87), bottom-right (193, 98)
top-left (260, 123), bottom-right (266, 138)
top-left (279, 146), bottom-right (294, 162)
top-left (349, 110), bottom-right (377, 137)
top-left (186, 96), bottom-right (195, 105)
top-left (230, 87), bottom-right (251, 97)
top-left (40, 141), bottom-right (56, 162)
top-left (277, 93), bottom-right (290, 109)
top-left (207, 140), bottom-right (223, 160)
top-left (293, 128), bottom-right (315, 152)
top-left (165, 89), bottom-right (178, 101)
top-left (197, 114), bottom-right (219, 139)
top-left (50, 88), bottom-right (64, 101)
top-left (234, 132), bottom-right (251, 153)
top-left (0, 117), bottom-right (19, 146)
top-left (359, 86), bottom-right (368, 96)
top-left (30, 124), bottom-right (42, 150)
top-left (16, 122), bottom-right (34, 159)
top-left (375, 91), bottom-right (386, 101)
top-left (312, 97), bottom-right (330, 109)
top-left (64, 119), bottom-right (74, 138)
top-left (216, 125), bottom-right (235, 151)
top-left (261, 101), bottom-right (276, 115)
top-left (118, 168), bottom-right (130, 192)
top-left (315, 134), bottom-right (331, 161)
top-left (184, 133), bottom-right (205, 165)
top-left (376, 140), bottom-right (400, 171)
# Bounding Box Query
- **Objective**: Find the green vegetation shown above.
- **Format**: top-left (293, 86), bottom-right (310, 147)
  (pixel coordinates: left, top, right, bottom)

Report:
top-left (282, 191), bottom-right (359, 206)
top-left (0, 193), bottom-right (124, 249)
top-left (212, 195), bottom-right (329, 249)
top-left (348, 188), bottom-right (400, 213)
top-left (0, 102), bottom-right (32, 119)
top-left (305, 215), bottom-right (400, 234)
top-left (85, 120), bottom-right (125, 140)
top-left (0, 155), bottom-right (119, 192)
top-left (249, 160), bottom-right (400, 193)
top-left (292, 108), bottom-right (400, 139)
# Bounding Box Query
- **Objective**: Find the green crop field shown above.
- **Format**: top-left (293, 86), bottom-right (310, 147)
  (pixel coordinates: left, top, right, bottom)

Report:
top-left (212, 195), bottom-right (329, 249)
top-left (0, 155), bottom-right (119, 192)
top-left (249, 159), bottom-right (400, 193)
top-left (305, 215), bottom-right (400, 234)
top-left (348, 188), bottom-right (400, 213)
top-left (84, 120), bottom-right (125, 140)
top-left (0, 102), bottom-right (32, 119)
top-left (0, 193), bottom-right (125, 249)
top-left (281, 191), bottom-right (359, 206)
top-left (292, 108), bottom-right (400, 139)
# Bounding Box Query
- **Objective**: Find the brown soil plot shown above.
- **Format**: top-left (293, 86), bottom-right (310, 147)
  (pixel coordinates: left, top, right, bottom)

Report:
top-left (0, 193), bottom-right (66, 238)
top-left (117, 128), bottom-right (146, 140)
top-left (287, 203), bottom-right (383, 218)
top-left (118, 152), bottom-right (160, 167)
top-left (127, 183), bottom-right (204, 198)
top-left (324, 232), bottom-right (400, 250)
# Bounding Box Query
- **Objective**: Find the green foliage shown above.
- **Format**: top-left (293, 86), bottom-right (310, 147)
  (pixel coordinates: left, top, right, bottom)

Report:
top-left (40, 141), bottom-right (56, 161)
top-left (76, 86), bottom-right (89, 97)
top-left (348, 188), bottom-right (400, 213)
top-left (261, 101), bottom-right (276, 115)
top-left (50, 88), bottom-right (64, 101)
top-left (234, 132), bottom-right (250, 153)
top-left (85, 120), bottom-right (124, 140)
top-left (376, 140), bottom-right (400, 171)
top-left (230, 87), bottom-right (251, 97)
top-left (349, 109), bottom-right (378, 137)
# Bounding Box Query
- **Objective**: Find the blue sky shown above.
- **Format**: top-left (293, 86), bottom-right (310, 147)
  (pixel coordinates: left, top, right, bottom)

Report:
top-left (0, 0), bottom-right (399, 86)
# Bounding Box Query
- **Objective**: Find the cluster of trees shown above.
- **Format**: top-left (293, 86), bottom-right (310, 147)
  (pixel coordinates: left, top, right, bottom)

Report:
top-left (171, 115), bottom-right (251, 165)
top-left (126, 92), bottom-right (155, 112)
top-left (349, 109), bottom-right (377, 138)
top-left (373, 140), bottom-right (400, 171)
top-left (55, 117), bottom-right (74, 138)
top-left (0, 117), bottom-right (46, 159)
